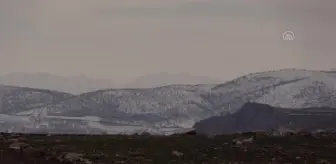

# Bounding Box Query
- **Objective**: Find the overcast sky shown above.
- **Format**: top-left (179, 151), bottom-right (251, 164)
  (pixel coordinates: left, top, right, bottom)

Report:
top-left (1, 0), bottom-right (335, 83)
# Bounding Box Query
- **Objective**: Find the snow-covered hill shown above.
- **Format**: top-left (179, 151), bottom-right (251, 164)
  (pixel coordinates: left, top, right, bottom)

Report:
top-left (209, 69), bottom-right (336, 114)
top-left (2, 68), bottom-right (336, 134)
top-left (0, 85), bottom-right (73, 114)
top-left (24, 69), bottom-right (336, 130)
top-left (30, 84), bottom-right (215, 128)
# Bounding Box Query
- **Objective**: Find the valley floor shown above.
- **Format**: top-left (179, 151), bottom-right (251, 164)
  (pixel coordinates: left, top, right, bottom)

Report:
top-left (1, 132), bottom-right (336, 164)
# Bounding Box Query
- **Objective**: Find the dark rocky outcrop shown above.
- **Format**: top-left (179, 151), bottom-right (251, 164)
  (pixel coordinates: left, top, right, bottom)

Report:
top-left (171, 129), bottom-right (196, 136)
top-left (194, 102), bottom-right (336, 136)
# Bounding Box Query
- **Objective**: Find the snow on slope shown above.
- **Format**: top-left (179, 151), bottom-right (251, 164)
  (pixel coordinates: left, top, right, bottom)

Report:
top-left (22, 69), bottom-right (336, 131)
top-left (33, 84), bottom-right (215, 128)
top-left (253, 70), bottom-right (336, 108)
top-left (210, 69), bottom-right (336, 113)
top-left (0, 85), bottom-right (73, 114)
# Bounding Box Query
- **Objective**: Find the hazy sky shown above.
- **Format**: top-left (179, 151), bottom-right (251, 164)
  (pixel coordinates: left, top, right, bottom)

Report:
top-left (1, 0), bottom-right (335, 83)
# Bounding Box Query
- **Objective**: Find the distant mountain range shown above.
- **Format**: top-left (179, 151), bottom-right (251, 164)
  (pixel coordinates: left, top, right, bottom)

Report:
top-left (1, 68), bottom-right (336, 134)
top-left (125, 72), bottom-right (221, 88)
top-left (194, 102), bottom-right (336, 136)
top-left (0, 73), bottom-right (115, 94)
top-left (0, 72), bottom-right (221, 94)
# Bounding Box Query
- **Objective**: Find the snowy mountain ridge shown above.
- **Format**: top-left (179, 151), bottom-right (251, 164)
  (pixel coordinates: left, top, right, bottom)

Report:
top-left (0, 85), bottom-right (73, 114)
top-left (1, 69), bottom-right (336, 134)
top-left (21, 69), bottom-right (336, 128)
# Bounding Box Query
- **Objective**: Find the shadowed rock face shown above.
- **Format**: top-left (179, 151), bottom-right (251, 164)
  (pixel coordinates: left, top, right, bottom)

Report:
top-left (194, 102), bottom-right (336, 136)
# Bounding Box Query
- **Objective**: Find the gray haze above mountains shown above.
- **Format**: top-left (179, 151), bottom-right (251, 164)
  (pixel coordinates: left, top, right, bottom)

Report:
top-left (0, 72), bottom-right (220, 94)
top-left (1, 0), bottom-right (336, 81)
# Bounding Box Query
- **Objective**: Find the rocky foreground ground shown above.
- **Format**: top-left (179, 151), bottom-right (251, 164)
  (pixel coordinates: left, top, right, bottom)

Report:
top-left (1, 132), bottom-right (336, 164)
